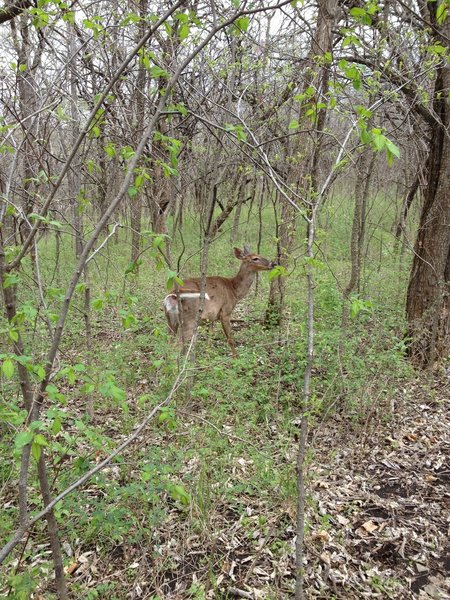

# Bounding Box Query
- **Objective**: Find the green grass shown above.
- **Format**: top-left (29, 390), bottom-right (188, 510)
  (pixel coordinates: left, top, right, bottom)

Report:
top-left (0, 193), bottom-right (417, 597)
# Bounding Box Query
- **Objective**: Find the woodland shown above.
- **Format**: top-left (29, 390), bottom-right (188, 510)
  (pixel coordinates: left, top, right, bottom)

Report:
top-left (0, 0), bottom-right (449, 598)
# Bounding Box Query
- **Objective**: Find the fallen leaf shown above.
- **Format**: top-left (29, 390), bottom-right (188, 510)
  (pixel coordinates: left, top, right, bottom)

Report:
top-left (362, 520), bottom-right (378, 533)
top-left (65, 562), bottom-right (79, 576)
top-left (311, 530), bottom-right (331, 542)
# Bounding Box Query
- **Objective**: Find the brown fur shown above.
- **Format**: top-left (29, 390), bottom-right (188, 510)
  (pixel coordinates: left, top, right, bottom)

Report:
top-left (163, 247), bottom-right (274, 356)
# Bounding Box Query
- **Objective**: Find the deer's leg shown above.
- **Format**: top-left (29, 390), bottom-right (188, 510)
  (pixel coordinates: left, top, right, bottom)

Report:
top-left (220, 314), bottom-right (237, 357)
top-left (180, 303), bottom-right (196, 352)
top-left (164, 295), bottom-right (179, 336)
top-left (166, 312), bottom-right (179, 336)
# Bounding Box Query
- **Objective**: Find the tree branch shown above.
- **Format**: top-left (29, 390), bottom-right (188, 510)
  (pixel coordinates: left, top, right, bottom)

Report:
top-left (0, 0), bottom-right (33, 25)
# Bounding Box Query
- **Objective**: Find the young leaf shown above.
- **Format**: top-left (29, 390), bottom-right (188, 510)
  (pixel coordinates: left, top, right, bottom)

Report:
top-left (2, 358), bottom-right (14, 379)
top-left (234, 16), bottom-right (249, 32)
top-left (15, 430), bottom-right (34, 449)
top-left (150, 66), bottom-right (168, 78)
top-left (31, 440), bottom-right (42, 461)
top-left (268, 265), bottom-right (287, 281)
top-left (179, 23), bottom-right (190, 40)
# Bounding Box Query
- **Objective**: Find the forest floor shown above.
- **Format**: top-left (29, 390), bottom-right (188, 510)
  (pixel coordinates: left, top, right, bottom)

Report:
top-left (63, 361), bottom-right (450, 600)
top-left (298, 372), bottom-right (450, 600)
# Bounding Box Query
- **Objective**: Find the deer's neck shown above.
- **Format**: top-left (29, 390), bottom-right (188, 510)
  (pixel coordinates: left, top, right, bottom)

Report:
top-left (231, 264), bottom-right (256, 300)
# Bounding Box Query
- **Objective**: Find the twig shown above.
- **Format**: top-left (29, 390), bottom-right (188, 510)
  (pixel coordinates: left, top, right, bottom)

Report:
top-left (228, 587), bottom-right (254, 599)
top-left (86, 222), bottom-right (122, 264)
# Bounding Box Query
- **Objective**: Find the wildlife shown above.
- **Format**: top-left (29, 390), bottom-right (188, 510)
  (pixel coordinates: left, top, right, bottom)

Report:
top-left (163, 246), bottom-right (275, 355)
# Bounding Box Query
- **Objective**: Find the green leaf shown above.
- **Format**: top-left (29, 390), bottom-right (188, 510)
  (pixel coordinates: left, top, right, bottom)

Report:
top-left (349, 7), bottom-right (366, 17)
top-left (34, 434), bottom-right (48, 447)
top-left (30, 7), bottom-right (49, 29)
top-left (349, 6), bottom-right (372, 24)
top-left (150, 66), bottom-right (168, 78)
top-left (15, 430), bottom-right (33, 449)
top-left (436, 2), bottom-right (448, 24)
top-left (350, 297), bottom-right (373, 318)
top-left (234, 125), bottom-right (247, 142)
top-left (268, 265), bottom-right (287, 281)
top-left (179, 23), bottom-right (190, 40)
top-left (371, 130), bottom-right (385, 151)
top-left (45, 384), bottom-right (66, 403)
top-left (31, 440), bottom-right (42, 461)
top-left (92, 298), bottom-right (104, 310)
top-left (51, 418), bottom-right (62, 435)
top-left (62, 10), bottom-right (75, 23)
top-left (168, 483), bottom-right (190, 506)
top-left (104, 142), bottom-right (116, 157)
top-left (120, 310), bottom-right (138, 329)
top-left (2, 358), bottom-right (14, 379)
top-left (99, 381), bottom-right (126, 402)
top-left (359, 127), bottom-right (371, 145)
top-left (3, 273), bottom-right (20, 289)
top-left (385, 139), bottom-right (400, 159)
top-left (166, 270), bottom-right (184, 290)
top-left (33, 364), bottom-right (46, 381)
top-left (125, 259), bottom-right (142, 275)
top-left (234, 16), bottom-right (249, 32)
top-left (304, 256), bottom-right (325, 270)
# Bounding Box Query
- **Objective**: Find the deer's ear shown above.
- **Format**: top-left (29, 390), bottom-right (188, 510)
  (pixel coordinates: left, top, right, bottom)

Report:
top-left (234, 247), bottom-right (245, 260)
top-left (243, 245), bottom-right (251, 255)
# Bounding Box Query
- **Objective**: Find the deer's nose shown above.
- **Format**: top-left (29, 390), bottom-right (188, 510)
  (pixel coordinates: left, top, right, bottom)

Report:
top-left (269, 260), bottom-right (278, 268)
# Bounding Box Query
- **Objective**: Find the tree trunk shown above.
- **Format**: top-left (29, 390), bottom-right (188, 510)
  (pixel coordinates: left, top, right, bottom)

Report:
top-left (394, 174), bottom-right (420, 240)
top-left (406, 13), bottom-right (450, 367)
top-left (130, 0), bottom-right (147, 268)
top-left (341, 150), bottom-right (375, 327)
top-left (265, 0), bottom-right (338, 326)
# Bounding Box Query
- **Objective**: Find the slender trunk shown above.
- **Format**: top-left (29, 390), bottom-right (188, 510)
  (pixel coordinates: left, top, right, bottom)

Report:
top-left (394, 174), bottom-right (420, 240)
top-left (266, 0), bottom-right (337, 326)
top-left (130, 3), bottom-right (146, 268)
top-left (37, 456), bottom-right (68, 599)
top-left (231, 190), bottom-right (243, 243)
top-left (266, 195), bottom-right (292, 326)
top-left (210, 174), bottom-right (247, 239)
top-left (341, 150), bottom-right (375, 327)
top-left (67, 25), bottom-right (92, 409)
top-left (295, 207), bottom-right (318, 600)
top-left (0, 237), bottom-right (68, 599)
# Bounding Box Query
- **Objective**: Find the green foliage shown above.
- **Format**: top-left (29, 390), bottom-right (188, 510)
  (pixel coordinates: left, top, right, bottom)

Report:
top-left (0, 196), bottom-right (415, 597)
top-left (358, 125), bottom-right (401, 166)
top-left (6, 569), bottom-right (39, 599)
top-left (166, 270), bottom-right (184, 290)
top-left (436, 0), bottom-right (449, 25)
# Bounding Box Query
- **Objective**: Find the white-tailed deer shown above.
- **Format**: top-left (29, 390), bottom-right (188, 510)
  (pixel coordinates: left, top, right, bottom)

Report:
top-left (163, 246), bottom-right (275, 356)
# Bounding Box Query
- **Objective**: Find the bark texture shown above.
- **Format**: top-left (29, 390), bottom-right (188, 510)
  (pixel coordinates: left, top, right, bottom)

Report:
top-left (405, 13), bottom-right (450, 367)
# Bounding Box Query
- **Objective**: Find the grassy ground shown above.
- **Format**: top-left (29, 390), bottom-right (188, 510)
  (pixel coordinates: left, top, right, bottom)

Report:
top-left (3, 194), bottom-right (446, 599)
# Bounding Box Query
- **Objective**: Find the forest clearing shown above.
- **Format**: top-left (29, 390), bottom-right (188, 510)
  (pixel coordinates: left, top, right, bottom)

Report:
top-left (0, 0), bottom-right (449, 598)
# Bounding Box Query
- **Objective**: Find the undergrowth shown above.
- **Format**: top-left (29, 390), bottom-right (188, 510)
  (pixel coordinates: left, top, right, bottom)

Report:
top-left (0, 196), bottom-right (416, 597)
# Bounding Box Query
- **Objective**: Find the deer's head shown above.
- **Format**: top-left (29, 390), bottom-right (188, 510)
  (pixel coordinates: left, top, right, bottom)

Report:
top-left (234, 246), bottom-right (275, 271)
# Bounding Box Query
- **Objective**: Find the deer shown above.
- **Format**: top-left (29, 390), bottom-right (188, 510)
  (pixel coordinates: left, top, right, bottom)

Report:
top-left (163, 246), bottom-right (275, 356)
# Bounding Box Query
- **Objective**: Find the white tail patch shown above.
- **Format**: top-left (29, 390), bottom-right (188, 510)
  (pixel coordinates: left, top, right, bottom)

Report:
top-left (179, 292), bottom-right (210, 300)
top-left (163, 294), bottom-right (178, 313)
top-left (163, 292), bottom-right (210, 314)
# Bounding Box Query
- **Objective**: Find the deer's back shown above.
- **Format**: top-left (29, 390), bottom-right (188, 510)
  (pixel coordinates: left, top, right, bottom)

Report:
top-left (179, 276), bottom-right (237, 320)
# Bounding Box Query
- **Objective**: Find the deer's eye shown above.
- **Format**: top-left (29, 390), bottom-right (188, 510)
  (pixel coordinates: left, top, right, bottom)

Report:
top-left (252, 257), bottom-right (259, 261)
